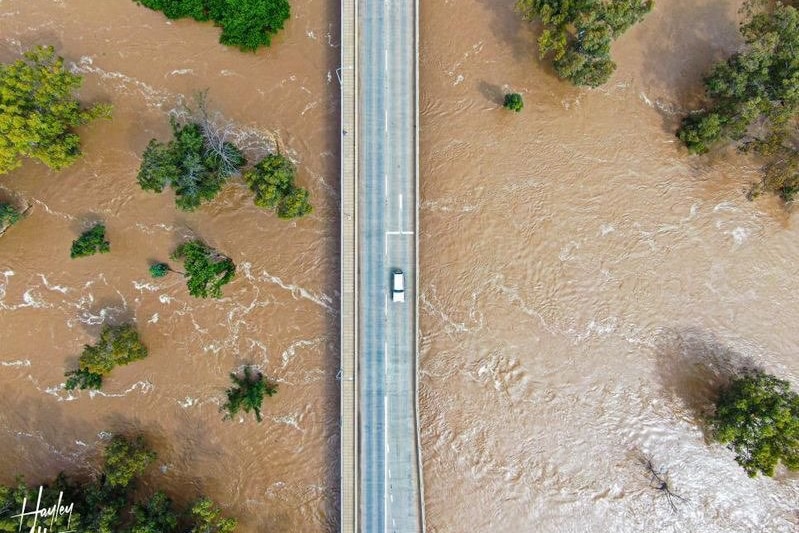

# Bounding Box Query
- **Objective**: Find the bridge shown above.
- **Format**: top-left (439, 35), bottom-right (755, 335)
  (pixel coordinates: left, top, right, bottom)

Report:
top-left (339, 0), bottom-right (424, 530)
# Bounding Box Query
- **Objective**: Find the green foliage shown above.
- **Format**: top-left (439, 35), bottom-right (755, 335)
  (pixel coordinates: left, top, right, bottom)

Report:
top-left (503, 92), bottom-right (524, 112)
top-left (0, 435), bottom-right (237, 532)
top-left (677, 3), bottom-right (799, 201)
top-left (137, 119), bottom-right (245, 211)
top-left (149, 262), bottom-right (170, 278)
top-left (137, 0), bottom-right (291, 51)
top-left (171, 240), bottom-right (236, 298)
top-left (517, 0), bottom-right (652, 87)
top-left (130, 492), bottom-right (179, 533)
top-left (0, 45), bottom-right (111, 174)
top-left (0, 203), bottom-right (22, 228)
top-left (104, 435), bottom-right (156, 488)
top-left (223, 366), bottom-right (277, 422)
top-left (244, 154), bottom-right (313, 219)
top-left (64, 323), bottom-right (148, 390)
top-left (70, 223), bottom-right (110, 258)
top-left (64, 367), bottom-right (104, 390)
top-left (0, 476), bottom-right (81, 532)
top-left (189, 497), bottom-right (238, 533)
top-left (711, 370), bottom-right (799, 477)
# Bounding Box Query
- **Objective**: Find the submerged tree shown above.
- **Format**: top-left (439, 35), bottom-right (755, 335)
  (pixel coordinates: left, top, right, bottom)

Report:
top-left (171, 240), bottom-right (236, 298)
top-left (503, 93), bottom-right (524, 112)
top-left (149, 262), bottom-right (170, 278)
top-left (243, 153), bottom-right (313, 219)
top-left (0, 203), bottom-right (24, 236)
top-left (0, 434), bottom-right (237, 532)
top-left (137, 115), bottom-right (245, 211)
top-left (0, 45), bottom-right (111, 174)
top-left (189, 497), bottom-right (238, 533)
top-left (70, 223), bottom-right (110, 258)
top-left (711, 369), bottom-right (799, 477)
top-left (223, 366), bottom-right (277, 422)
top-left (516, 0), bottom-right (653, 87)
top-left (136, 0), bottom-right (291, 51)
top-left (677, 2), bottom-right (799, 201)
top-left (103, 435), bottom-right (156, 488)
top-left (639, 455), bottom-right (685, 512)
top-left (64, 323), bottom-right (148, 390)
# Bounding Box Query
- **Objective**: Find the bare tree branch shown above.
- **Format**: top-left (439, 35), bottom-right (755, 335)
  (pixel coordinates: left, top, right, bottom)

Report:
top-left (639, 454), bottom-right (686, 512)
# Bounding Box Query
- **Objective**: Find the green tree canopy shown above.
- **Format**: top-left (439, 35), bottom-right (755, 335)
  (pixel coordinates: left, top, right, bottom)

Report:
top-left (137, 0), bottom-right (291, 51)
top-left (103, 435), bottom-right (156, 488)
top-left (70, 223), bottom-right (110, 258)
top-left (503, 93), bottom-right (524, 112)
top-left (149, 262), bottom-right (170, 278)
top-left (130, 492), bottom-right (179, 533)
top-left (711, 370), bottom-right (799, 477)
top-left (171, 240), bottom-right (236, 298)
top-left (223, 366), bottom-right (277, 422)
top-left (243, 153), bottom-right (313, 219)
top-left (65, 323), bottom-right (148, 390)
top-left (0, 435), bottom-right (237, 532)
top-left (677, 2), bottom-right (799, 201)
top-left (0, 203), bottom-right (22, 229)
top-left (0, 45), bottom-right (111, 174)
top-left (189, 497), bottom-right (238, 533)
top-left (516, 0), bottom-right (653, 87)
top-left (137, 118), bottom-right (245, 211)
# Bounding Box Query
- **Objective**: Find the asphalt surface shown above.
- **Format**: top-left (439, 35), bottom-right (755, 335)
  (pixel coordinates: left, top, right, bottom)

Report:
top-left (358, 0), bottom-right (421, 531)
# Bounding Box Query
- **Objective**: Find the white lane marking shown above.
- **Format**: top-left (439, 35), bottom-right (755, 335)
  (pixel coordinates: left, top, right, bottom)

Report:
top-left (385, 172), bottom-right (388, 190)
top-left (385, 49), bottom-right (388, 71)
top-left (384, 394), bottom-right (389, 533)
top-left (384, 293), bottom-right (388, 316)
top-left (399, 194), bottom-right (403, 211)
top-left (390, 494), bottom-right (394, 503)
top-left (386, 230), bottom-right (414, 235)
top-left (385, 109), bottom-right (388, 131)
top-left (385, 238), bottom-right (388, 256)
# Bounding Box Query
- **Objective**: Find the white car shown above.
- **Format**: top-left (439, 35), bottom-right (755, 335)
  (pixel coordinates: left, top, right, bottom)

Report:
top-left (392, 269), bottom-right (405, 303)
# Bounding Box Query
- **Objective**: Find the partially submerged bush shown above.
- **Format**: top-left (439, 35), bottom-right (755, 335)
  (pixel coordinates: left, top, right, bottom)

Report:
top-left (171, 240), bottom-right (236, 298)
top-left (244, 154), bottom-right (313, 219)
top-left (65, 323), bottom-right (148, 390)
top-left (70, 223), bottom-right (110, 258)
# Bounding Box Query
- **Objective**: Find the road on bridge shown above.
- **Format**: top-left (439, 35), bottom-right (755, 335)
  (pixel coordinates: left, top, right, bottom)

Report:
top-left (358, 0), bottom-right (422, 530)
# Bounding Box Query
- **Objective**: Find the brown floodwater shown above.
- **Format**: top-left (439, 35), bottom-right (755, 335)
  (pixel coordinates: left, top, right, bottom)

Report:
top-left (0, 0), bottom-right (340, 531)
top-left (3, 0), bottom-right (799, 532)
top-left (419, 0), bottom-right (799, 531)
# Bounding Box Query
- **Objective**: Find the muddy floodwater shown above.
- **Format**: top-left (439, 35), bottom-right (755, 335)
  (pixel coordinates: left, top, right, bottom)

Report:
top-left (3, 0), bottom-right (799, 532)
top-left (0, 0), bottom-right (340, 530)
top-left (419, 0), bottom-right (799, 531)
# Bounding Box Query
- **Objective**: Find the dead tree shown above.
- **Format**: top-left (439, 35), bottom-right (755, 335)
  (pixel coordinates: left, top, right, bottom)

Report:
top-left (640, 455), bottom-right (686, 512)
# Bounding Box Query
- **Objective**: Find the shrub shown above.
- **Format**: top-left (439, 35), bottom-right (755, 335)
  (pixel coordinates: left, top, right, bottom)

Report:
top-left (64, 324), bottom-right (148, 390)
top-left (70, 224), bottom-right (110, 259)
top-left (149, 262), bottom-right (170, 278)
top-left (243, 154), bottom-right (313, 219)
top-left (223, 366), bottom-right (277, 422)
top-left (171, 240), bottom-right (236, 298)
top-left (137, 119), bottom-right (245, 211)
top-left (503, 93), bottom-right (524, 112)
top-left (0, 203), bottom-right (22, 228)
